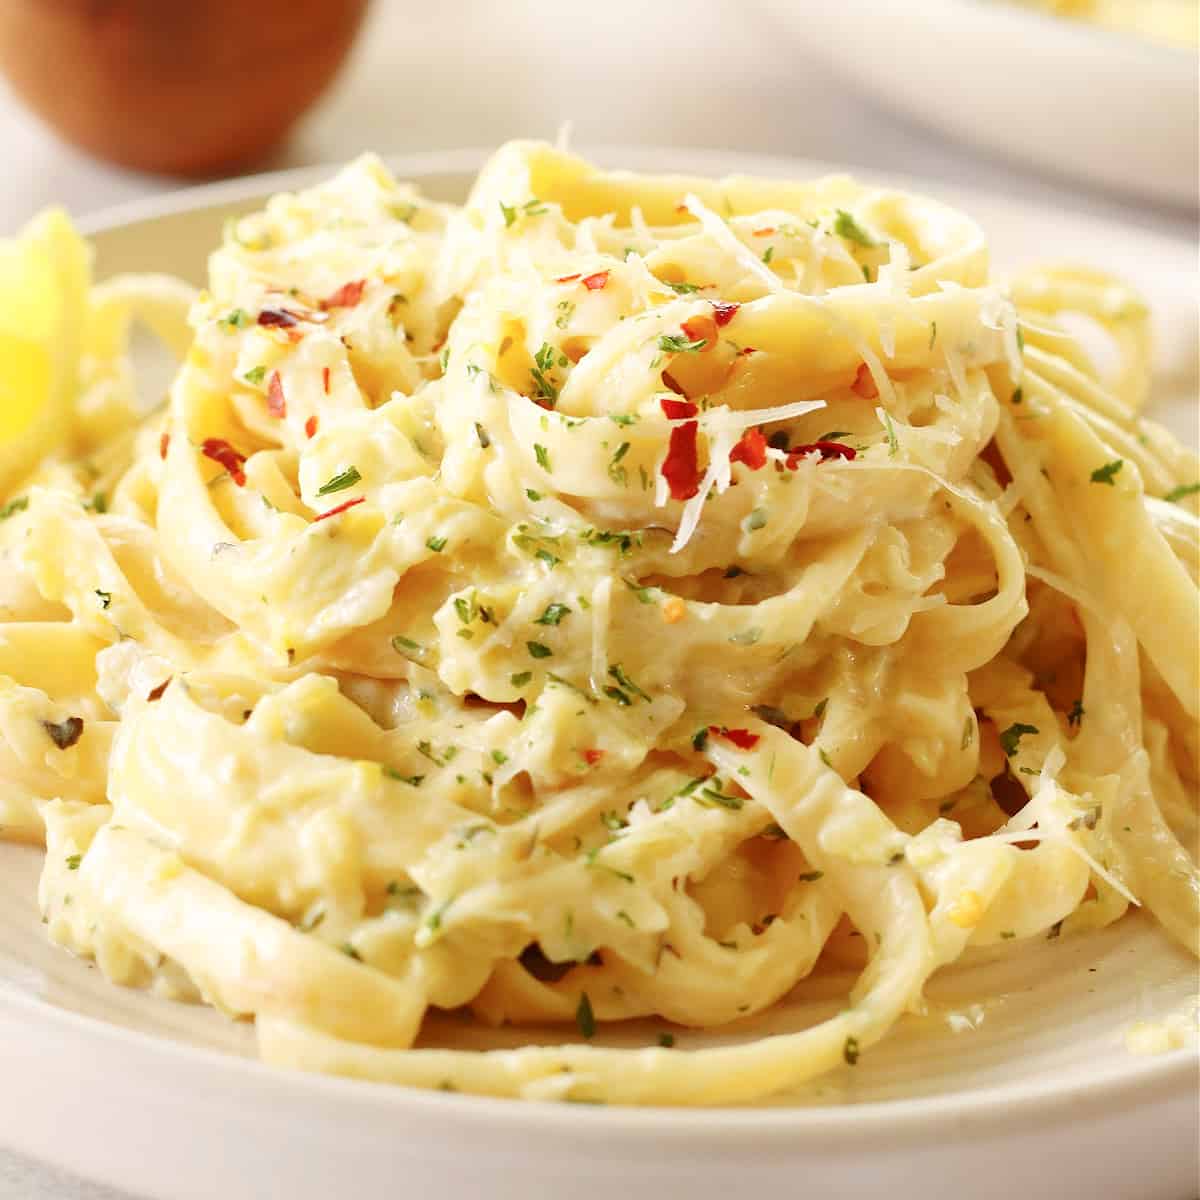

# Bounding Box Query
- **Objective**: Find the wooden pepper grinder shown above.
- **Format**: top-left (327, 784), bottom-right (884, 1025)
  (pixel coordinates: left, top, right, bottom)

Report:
top-left (0, 0), bottom-right (371, 177)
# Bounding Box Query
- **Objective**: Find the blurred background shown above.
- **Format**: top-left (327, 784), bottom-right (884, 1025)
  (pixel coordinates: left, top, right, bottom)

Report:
top-left (1, 0), bottom-right (1196, 239)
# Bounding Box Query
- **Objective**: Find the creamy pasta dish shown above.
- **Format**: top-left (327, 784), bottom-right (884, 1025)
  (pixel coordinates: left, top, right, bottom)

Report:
top-left (0, 143), bottom-right (1196, 1105)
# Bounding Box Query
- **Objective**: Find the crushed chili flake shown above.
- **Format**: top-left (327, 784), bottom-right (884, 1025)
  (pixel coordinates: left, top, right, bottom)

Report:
top-left (710, 301), bottom-right (740, 327)
top-left (555, 273), bottom-right (581, 283)
top-left (680, 314), bottom-right (717, 351)
top-left (159, 432), bottom-right (170, 460)
top-left (739, 347), bottom-right (757, 356)
top-left (662, 421), bottom-right (703, 501)
top-left (305, 415), bottom-right (319, 439)
top-left (146, 678), bottom-right (171, 702)
top-left (257, 309), bottom-right (297, 329)
top-left (660, 397), bottom-right (698, 420)
top-left (201, 438), bottom-right (247, 486)
top-left (786, 441), bottom-right (857, 467)
top-left (313, 496), bottom-right (365, 523)
top-left (266, 371), bottom-right (287, 418)
top-left (851, 363), bottom-right (878, 398)
top-left (322, 279), bottom-right (366, 309)
top-left (582, 271), bottom-right (609, 291)
top-left (583, 748), bottom-right (605, 765)
top-left (752, 227), bottom-right (776, 237)
top-left (729, 427), bottom-right (768, 470)
top-left (709, 726), bottom-right (760, 750)
top-left (321, 367), bottom-right (331, 395)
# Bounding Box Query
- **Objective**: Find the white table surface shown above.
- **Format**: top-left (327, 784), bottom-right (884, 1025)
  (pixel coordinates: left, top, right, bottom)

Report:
top-left (1, 1), bottom-right (1195, 1197)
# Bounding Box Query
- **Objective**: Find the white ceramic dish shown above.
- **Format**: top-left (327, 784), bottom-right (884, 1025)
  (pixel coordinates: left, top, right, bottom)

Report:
top-left (761, 0), bottom-right (1200, 209)
top-left (0, 148), bottom-right (1197, 1200)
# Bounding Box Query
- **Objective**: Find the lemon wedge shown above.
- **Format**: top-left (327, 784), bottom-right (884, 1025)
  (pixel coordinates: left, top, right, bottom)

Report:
top-left (0, 208), bottom-right (91, 496)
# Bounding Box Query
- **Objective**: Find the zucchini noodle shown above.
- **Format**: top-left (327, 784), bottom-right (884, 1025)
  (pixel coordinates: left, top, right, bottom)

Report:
top-left (2, 143), bottom-right (1196, 1105)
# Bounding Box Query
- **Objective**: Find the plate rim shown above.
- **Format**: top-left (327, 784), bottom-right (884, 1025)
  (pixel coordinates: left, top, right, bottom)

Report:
top-left (5, 143), bottom-right (1196, 1141)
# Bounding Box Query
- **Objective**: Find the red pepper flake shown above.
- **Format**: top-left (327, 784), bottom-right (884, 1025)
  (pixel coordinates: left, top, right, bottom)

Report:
top-left (675, 203), bottom-right (689, 214)
top-left (322, 279), bottom-right (366, 310)
top-left (582, 271), bottom-right (609, 291)
top-left (660, 396), bottom-right (698, 420)
top-left (752, 227), bottom-right (776, 237)
top-left (257, 309), bottom-right (298, 329)
top-left (786, 441), bottom-right (857, 467)
top-left (159, 432), bottom-right (170, 460)
top-left (266, 371), bottom-right (287, 418)
top-left (146, 678), bottom-right (171, 702)
top-left (710, 301), bottom-right (740, 327)
top-left (661, 421), bottom-right (703, 501)
top-left (321, 367), bottom-right (330, 395)
top-left (851, 363), bottom-right (878, 399)
top-left (201, 438), bottom-right (247, 487)
top-left (583, 748), bottom-right (605, 765)
top-left (555, 273), bottom-right (581, 283)
top-left (681, 314), bottom-right (718, 352)
top-left (305, 415), bottom-right (319, 439)
top-left (709, 725), bottom-right (760, 750)
top-left (729, 427), bottom-right (767, 470)
top-left (313, 496), bottom-right (364, 523)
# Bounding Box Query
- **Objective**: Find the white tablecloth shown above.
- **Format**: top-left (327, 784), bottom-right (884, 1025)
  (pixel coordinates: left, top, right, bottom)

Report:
top-left (0, 2), bottom-right (1193, 1196)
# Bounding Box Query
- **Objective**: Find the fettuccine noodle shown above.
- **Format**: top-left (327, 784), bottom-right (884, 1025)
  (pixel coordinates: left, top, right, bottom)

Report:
top-left (2, 143), bottom-right (1196, 1105)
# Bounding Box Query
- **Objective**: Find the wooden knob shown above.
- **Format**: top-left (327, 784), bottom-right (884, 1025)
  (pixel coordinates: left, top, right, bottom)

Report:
top-left (0, 0), bottom-right (371, 177)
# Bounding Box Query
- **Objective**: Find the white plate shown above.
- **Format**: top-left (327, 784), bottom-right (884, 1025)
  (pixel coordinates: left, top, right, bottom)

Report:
top-left (761, 0), bottom-right (1200, 209)
top-left (0, 149), bottom-right (1197, 1200)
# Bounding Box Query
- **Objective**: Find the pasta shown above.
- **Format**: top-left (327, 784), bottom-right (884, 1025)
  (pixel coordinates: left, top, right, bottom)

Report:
top-left (1, 142), bottom-right (1197, 1105)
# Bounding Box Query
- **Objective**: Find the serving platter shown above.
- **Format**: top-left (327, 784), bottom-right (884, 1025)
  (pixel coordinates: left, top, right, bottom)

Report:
top-left (0, 147), bottom-right (1196, 1200)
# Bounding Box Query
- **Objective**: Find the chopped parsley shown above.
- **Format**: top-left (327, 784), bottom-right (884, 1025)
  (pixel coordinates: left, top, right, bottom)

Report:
top-left (745, 508), bottom-right (768, 532)
top-left (575, 991), bottom-right (596, 1039)
top-left (526, 641), bottom-right (553, 659)
top-left (834, 209), bottom-right (876, 247)
top-left (882, 410), bottom-right (899, 457)
top-left (1067, 699), bottom-right (1085, 728)
top-left (843, 1035), bottom-right (861, 1065)
top-left (1164, 481), bottom-right (1199, 503)
top-left (0, 496), bottom-right (28, 520)
top-left (657, 1032), bottom-right (676, 1047)
top-left (797, 870), bottom-right (824, 883)
top-left (961, 716), bottom-right (974, 750)
top-left (999, 722), bottom-right (1039, 757)
top-left (425, 535), bottom-right (448, 553)
top-left (474, 422), bottom-right (491, 449)
top-left (219, 308), bottom-right (250, 330)
top-left (607, 663), bottom-right (649, 702)
top-left (534, 443), bottom-right (551, 471)
top-left (391, 635), bottom-right (427, 661)
top-left (510, 671), bottom-right (533, 687)
top-left (657, 333), bottom-right (707, 354)
top-left (94, 589), bottom-right (112, 610)
top-left (692, 727), bottom-right (710, 752)
top-left (65, 854), bottom-right (81, 871)
top-left (1090, 459), bottom-right (1123, 485)
top-left (534, 602), bottom-right (571, 626)
top-left (608, 441), bottom-right (631, 486)
top-left (242, 365), bottom-right (267, 386)
top-left (530, 342), bottom-right (560, 405)
top-left (316, 465), bottom-right (362, 496)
